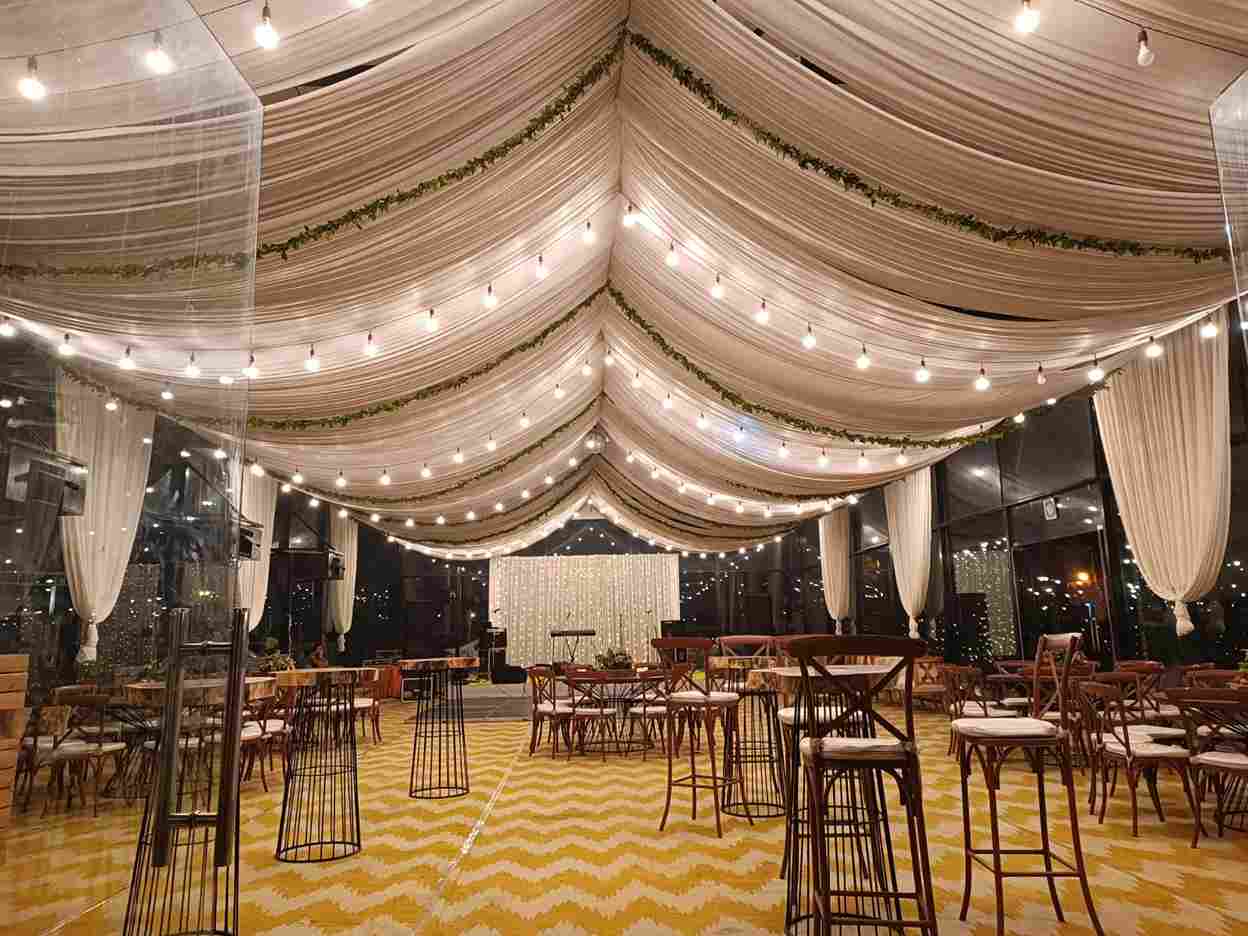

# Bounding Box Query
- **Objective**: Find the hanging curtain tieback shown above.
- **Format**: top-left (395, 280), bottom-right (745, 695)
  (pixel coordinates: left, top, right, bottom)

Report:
top-left (1173, 601), bottom-right (1195, 637)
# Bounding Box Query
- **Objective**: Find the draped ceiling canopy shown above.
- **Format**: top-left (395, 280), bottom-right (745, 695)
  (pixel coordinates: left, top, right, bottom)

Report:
top-left (2, 0), bottom-right (1243, 558)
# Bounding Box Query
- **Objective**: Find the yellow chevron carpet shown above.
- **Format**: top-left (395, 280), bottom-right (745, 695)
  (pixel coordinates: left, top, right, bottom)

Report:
top-left (2, 704), bottom-right (1245, 935)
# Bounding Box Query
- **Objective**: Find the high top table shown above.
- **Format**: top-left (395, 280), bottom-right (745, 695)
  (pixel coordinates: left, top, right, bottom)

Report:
top-left (400, 657), bottom-right (478, 798)
top-left (273, 667), bottom-right (377, 862)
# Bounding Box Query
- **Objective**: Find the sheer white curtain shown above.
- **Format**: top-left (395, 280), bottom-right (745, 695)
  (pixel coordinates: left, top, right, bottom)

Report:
top-left (818, 509), bottom-right (851, 632)
top-left (237, 473), bottom-right (277, 631)
top-left (56, 376), bottom-right (154, 660)
top-left (328, 511), bottom-right (359, 651)
top-left (885, 466), bottom-right (933, 639)
top-left (1094, 311), bottom-right (1231, 636)
top-left (489, 555), bottom-right (679, 667)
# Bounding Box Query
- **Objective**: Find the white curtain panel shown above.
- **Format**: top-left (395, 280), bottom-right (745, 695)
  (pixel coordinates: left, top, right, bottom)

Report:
top-left (328, 511), bottom-right (360, 650)
top-left (884, 466), bottom-right (933, 639)
top-left (489, 554), bottom-right (679, 667)
top-left (1094, 311), bottom-right (1231, 636)
top-left (818, 508), bottom-right (851, 632)
top-left (55, 375), bottom-right (154, 651)
top-left (237, 473), bottom-right (278, 631)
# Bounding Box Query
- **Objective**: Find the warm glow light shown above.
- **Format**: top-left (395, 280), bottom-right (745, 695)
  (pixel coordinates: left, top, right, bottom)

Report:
top-left (696, 413), bottom-right (709, 430)
top-left (535, 255), bottom-right (548, 280)
top-left (250, 462), bottom-right (265, 477)
top-left (364, 331), bottom-right (380, 357)
top-left (1036, 363), bottom-right (1047, 385)
top-left (914, 359), bottom-right (930, 383)
top-left (1145, 337), bottom-right (1164, 359)
top-left (453, 449), bottom-right (465, 464)
top-left (1014, 0), bottom-right (1039, 34)
top-left (733, 425), bottom-right (745, 443)
top-left (1201, 319), bottom-right (1219, 339)
top-left (304, 345), bottom-right (320, 372)
top-left (243, 354), bottom-right (260, 379)
top-left (118, 347), bottom-right (136, 370)
top-left (519, 412), bottom-right (531, 428)
top-left (582, 221), bottom-right (596, 245)
top-left (1136, 29), bottom-right (1155, 67)
top-left (895, 451), bottom-right (909, 466)
top-left (370, 512), bottom-right (380, 522)
top-left (857, 450), bottom-right (869, 471)
top-left (631, 371), bottom-right (643, 389)
top-left (218, 374), bottom-right (235, 385)
top-left (777, 442), bottom-right (789, 458)
top-left (57, 334), bottom-right (74, 357)
top-left (801, 324), bottom-right (816, 349)
top-left (161, 387), bottom-right (174, 401)
top-left (665, 242), bottom-right (679, 267)
top-left (19, 57), bottom-right (45, 100)
top-left (105, 398), bottom-right (119, 412)
top-left (1087, 360), bottom-right (1105, 383)
top-left (622, 203), bottom-right (637, 228)
top-left (1013, 412), bottom-right (1026, 424)
top-left (817, 450), bottom-right (828, 468)
top-left (483, 284), bottom-right (498, 309)
top-left (856, 345), bottom-right (871, 370)
top-left (255, 4), bottom-right (280, 48)
top-left (662, 393), bottom-right (673, 410)
top-left (554, 383), bottom-right (566, 399)
top-left (338, 508), bottom-right (348, 519)
top-left (974, 367), bottom-right (991, 392)
top-left (184, 353), bottom-right (200, 378)
top-left (420, 463), bottom-right (432, 478)
top-left (145, 31), bottom-right (174, 74)
top-left (754, 300), bottom-right (769, 325)
top-left (581, 360), bottom-right (592, 377)
top-left (309, 498), bottom-right (320, 508)
top-left (710, 274), bottom-right (725, 300)
top-left (603, 348), bottom-right (615, 367)
top-left (0, 318), bottom-right (16, 338)
top-left (379, 469), bottom-right (391, 486)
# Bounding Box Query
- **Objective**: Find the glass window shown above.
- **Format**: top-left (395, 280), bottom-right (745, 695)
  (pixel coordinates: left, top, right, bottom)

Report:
top-left (1013, 532), bottom-right (1109, 663)
top-left (855, 548), bottom-right (906, 635)
top-left (943, 440), bottom-right (1002, 521)
top-left (1010, 483), bottom-right (1105, 547)
top-left (948, 512), bottom-right (1016, 658)
top-left (999, 399), bottom-right (1096, 504)
top-left (857, 489), bottom-right (888, 548)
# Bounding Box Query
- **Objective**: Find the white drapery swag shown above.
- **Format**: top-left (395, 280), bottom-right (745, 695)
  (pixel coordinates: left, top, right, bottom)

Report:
top-left (55, 375), bottom-right (154, 659)
top-left (328, 511), bottom-right (360, 651)
top-left (489, 554), bottom-right (679, 668)
top-left (885, 466), bottom-right (933, 639)
top-left (237, 474), bottom-right (277, 631)
top-left (1094, 311), bottom-right (1231, 637)
top-left (818, 509), bottom-right (852, 633)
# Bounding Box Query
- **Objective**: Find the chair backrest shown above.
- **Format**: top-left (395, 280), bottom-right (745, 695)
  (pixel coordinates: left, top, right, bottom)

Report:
top-left (943, 664), bottom-right (994, 718)
top-left (715, 635), bottom-right (776, 657)
top-left (652, 638), bottom-right (714, 692)
top-left (27, 704), bottom-right (72, 746)
top-left (1163, 687), bottom-right (1248, 750)
top-left (527, 665), bottom-right (557, 707)
top-left (787, 635), bottom-right (926, 746)
top-left (1079, 681), bottom-right (1137, 757)
top-left (1029, 632), bottom-right (1082, 728)
top-left (1185, 669), bottom-right (1242, 689)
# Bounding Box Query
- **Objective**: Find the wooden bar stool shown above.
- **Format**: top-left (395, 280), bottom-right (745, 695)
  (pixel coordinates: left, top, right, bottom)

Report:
top-left (653, 638), bottom-right (751, 838)
top-left (952, 633), bottom-right (1103, 936)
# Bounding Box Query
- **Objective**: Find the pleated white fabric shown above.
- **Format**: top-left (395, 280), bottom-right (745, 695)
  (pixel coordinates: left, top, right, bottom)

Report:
top-left (55, 375), bottom-right (154, 643)
top-left (884, 466), bottom-right (933, 638)
top-left (237, 474), bottom-right (278, 631)
top-left (328, 511), bottom-right (360, 650)
top-left (489, 554), bottom-right (679, 667)
top-left (1094, 313), bottom-right (1231, 636)
top-left (818, 509), bottom-right (851, 631)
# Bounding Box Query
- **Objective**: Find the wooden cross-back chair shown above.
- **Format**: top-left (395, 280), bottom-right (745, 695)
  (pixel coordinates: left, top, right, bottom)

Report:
top-left (525, 665), bottom-right (570, 757)
top-left (1165, 687), bottom-right (1248, 844)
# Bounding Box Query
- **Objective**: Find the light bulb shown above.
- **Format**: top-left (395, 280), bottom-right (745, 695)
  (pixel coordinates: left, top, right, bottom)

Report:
top-left (184, 352), bottom-right (200, 378)
top-left (754, 300), bottom-right (769, 325)
top-left (1145, 336), bottom-right (1164, 358)
top-left (364, 331), bottom-right (379, 357)
top-left (696, 413), bottom-right (709, 430)
top-left (665, 242), bottom-right (679, 267)
top-left (733, 425), bottom-right (745, 443)
top-left (420, 463), bottom-right (432, 478)
top-left (105, 398), bottom-right (119, 412)
top-left (631, 371), bottom-right (643, 389)
top-left (212, 448), bottom-right (227, 460)
top-left (292, 468), bottom-right (304, 484)
top-left (483, 284), bottom-right (498, 309)
top-left (914, 359), bottom-right (930, 383)
top-left (405, 518), bottom-right (415, 527)
top-left (255, 4), bottom-right (280, 49)
top-left (521, 489), bottom-right (531, 499)
top-left (19, 57), bottom-right (45, 101)
top-left (535, 255), bottom-right (548, 280)
top-left (678, 481), bottom-right (687, 493)
top-left (568, 456), bottom-right (578, 467)
top-left (486, 436), bottom-right (497, 452)
top-left (1087, 360), bottom-right (1105, 383)
top-left (118, 346), bottom-right (137, 370)
top-left (180, 449), bottom-right (191, 459)
top-left (603, 348), bottom-right (615, 366)
top-left (145, 31), bottom-right (174, 74)
top-left (801, 324), bottom-right (816, 349)
top-left (736, 502), bottom-right (745, 514)
top-left (626, 451), bottom-right (636, 463)
top-left (545, 474), bottom-right (555, 485)
top-left (817, 450), bottom-right (829, 467)
top-left (847, 494), bottom-right (859, 505)
top-left (304, 345), bottom-right (320, 372)
top-left (582, 221), bottom-right (595, 245)
top-left (1015, 0), bottom-right (1039, 34)
top-left (436, 515), bottom-right (446, 525)
top-left (379, 469), bottom-right (391, 486)
top-left (662, 393), bottom-right (673, 409)
top-left (706, 493), bottom-right (717, 505)
top-left (161, 386), bottom-right (174, 401)
top-left (710, 274), bottom-right (725, 300)
top-left (856, 345), bottom-right (871, 370)
top-left (857, 450), bottom-right (869, 471)
top-left (519, 412), bottom-right (531, 428)
top-left (1014, 412), bottom-right (1026, 424)
top-left (778, 441), bottom-right (789, 458)
top-left (218, 374), bottom-right (235, 385)
top-left (1201, 318), bottom-right (1219, 339)
top-left (581, 360), bottom-right (592, 377)
top-left (0, 398), bottom-right (11, 409)
top-left (281, 483), bottom-right (292, 493)
top-left (453, 448), bottom-right (465, 464)
top-left (0, 317), bottom-right (16, 338)
top-left (974, 367), bottom-right (991, 392)
top-left (338, 508), bottom-right (348, 519)
top-left (1136, 29), bottom-right (1155, 67)
top-left (57, 334), bottom-right (74, 357)
top-left (763, 506), bottom-right (773, 518)
top-left (350, 0), bottom-right (370, 7)
top-left (494, 501), bottom-right (504, 512)
top-left (895, 451), bottom-right (909, 466)
top-left (243, 353), bottom-right (260, 379)
top-left (622, 203), bottom-right (637, 228)
top-left (370, 512), bottom-right (380, 522)
top-left (651, 467), bottom-right (661, 479)
top-left (1036, 363), bottom-right (1047, 385)
top-left (1046, 397), bottom-right (1058, 406)
top-left (250, 462), bottom-right (265, 477)
top-left (554, 383), bottom-right (565, 399)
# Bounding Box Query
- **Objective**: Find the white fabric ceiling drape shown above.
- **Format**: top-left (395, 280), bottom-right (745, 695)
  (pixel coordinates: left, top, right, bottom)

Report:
top-left (818, 508), bottom-right (851, 631)
top-left (884, 466), bottom-right (933, 639)
top-left (1093, 312), bottom-right (1231, 636)
top-left (328, 511), bottom-right (360, 651)
top-left (237, 473), bottom-right (278, 631)
top-left (55, 375), bottom-right (154, 656)
top-left (489, 554), bottom-right (679, 667)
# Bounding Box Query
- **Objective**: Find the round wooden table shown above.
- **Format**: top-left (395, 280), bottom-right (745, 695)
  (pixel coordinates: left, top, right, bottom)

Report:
top-left (125, 676), bottom-right (276, 707)
top-left (274, 667), bottom-right (377, 862)
top-left (400, 658), bottom-right (477, 798)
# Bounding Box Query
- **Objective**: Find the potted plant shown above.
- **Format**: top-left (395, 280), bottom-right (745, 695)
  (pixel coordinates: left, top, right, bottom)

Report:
top-left (254, 639), bottom-right (296, 675)
top-left (594, 647), bottom-right (634, 671)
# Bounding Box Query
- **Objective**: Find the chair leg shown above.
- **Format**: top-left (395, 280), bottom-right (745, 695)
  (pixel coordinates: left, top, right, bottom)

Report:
top-left (957, 740), bottom-right (975, 923)
top-left (1144, 766), bottom-right (1166, 822)
top-left (1035, 751), bottom-right (1065, 921)
top-left (528, 715), bottom-right (540, 755)
top-left (705, 709), bottom-right (723, 839)
top-left (984, 753), bottom-right (1007, 936)
top-left (688, 710), bottom-right (699, 823)
top-left (659, 711), bottom-right (675, 832)
top-left (1127, 767), bottom-right (1141, 837)
top-left (1178, 764), bottom-right (1202, 848)
top-left (1062, 744), bottom-right (1105, 936)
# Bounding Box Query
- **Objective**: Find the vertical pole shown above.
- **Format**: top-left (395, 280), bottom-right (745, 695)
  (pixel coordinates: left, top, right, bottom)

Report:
top-left (214, 608), bottom-right (247, 867)
top-left (151, 607), bottom-right (189, 868)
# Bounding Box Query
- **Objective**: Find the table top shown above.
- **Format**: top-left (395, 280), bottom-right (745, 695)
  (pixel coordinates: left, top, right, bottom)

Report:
top-left (397, 657), bottom-right (479, 671)
top-left (125, 676), bottom-right (276, 705)
top-left (275, 666), bottom-right (379, 687)
top-left (746, 664), bottom-right (894, 693)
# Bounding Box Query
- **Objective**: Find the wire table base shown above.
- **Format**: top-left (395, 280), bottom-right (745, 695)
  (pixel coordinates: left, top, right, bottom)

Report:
top-left (408, 666), bottom-right (470, 799)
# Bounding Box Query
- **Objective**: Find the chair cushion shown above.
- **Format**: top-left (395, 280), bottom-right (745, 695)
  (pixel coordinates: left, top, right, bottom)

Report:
top-left (1192, 750), bottom-right (1248, 771)
top-left (1142, 704), bottom-right (1182, 719)
top-left (263, 719), bottom-right (288, 734)
top-left (949, 704), bottom-right (1016, 718)
top-left (1104, 739), bottom-right (1188, 760)
top-left (240, 724), bottom-right (264, 742)
top-left (779, 705), bottom-right (843, 727)
top-left (75, 721), bottom-right (127, 736)
top-left (800, 736), bottom-right (906, 762)
top-left (999, 696), bottom-right (1032, 708)
top-left (352, 696), bottom-right (374, 710)
top-left (1128, 725), bottom-right (1186, 742)
top-left (669, 690), bottom-right (739, 705)
top-left (627, 705), bottom-right (668, 716)
top-left (568, 706), bottom-right (615, 716)
top-left (535, 702), bottom-right (573, 715)
top-left (952, 716), bottom-right (1059, 739)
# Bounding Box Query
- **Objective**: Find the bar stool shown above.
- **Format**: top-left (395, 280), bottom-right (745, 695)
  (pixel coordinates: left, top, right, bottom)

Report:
top-left (711, 636), bottom-right (784, 819)
top-left (789, 635), bottom-right (939, 935)
top-left (952, 633), bottom-right (1103, 936)
top-left (653, 638), bottom-right (751, 838)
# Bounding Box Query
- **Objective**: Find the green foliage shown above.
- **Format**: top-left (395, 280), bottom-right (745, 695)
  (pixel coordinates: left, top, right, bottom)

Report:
top-left (594, 647), bottom-right (634, 670)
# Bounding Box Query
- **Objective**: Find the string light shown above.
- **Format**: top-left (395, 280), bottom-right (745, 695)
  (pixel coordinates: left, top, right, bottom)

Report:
top-left (678, 481), bottom-right (687, 493)
top-left (105, 398), bottom-right (119, 412)
top-left (1015, 0), bottom-right (1039, 34)
top-left (370, 512), bottom-right (381, 522)
top-left (243, 353), bottom-right (260, 379)
top-left (281, 483), bottom-right (292, 493)
top-left (160, 386), bottom-right (174, 401)
top-left (847, 494), bottom-right (859, 505)
top-left (519, 411), bottom-right (531, 428)
top-left (582, 220), bottom-right (596, 245)
top-left (309, 497), bottom-right (320, 508)
top-left (118, 346), bottom-right (136, 370)
top-left (1145, 336), bottom-right (1164, 359)
top-left (494, 501), bottom-right (505, 512)
top-left (521, 489), bottom-right (531, 499)
top-left (733, 425), bottom-right (745, 443)
top-left (483, 284), bottom-right (498, 309)
top-left (1201, 317), bottom-right (1219, 339)
top-left (436, 515), bottom-right (445, 525)
top-left (914, 359), bottom-right (930, 383)
top-left (696, 412), bottom-right (709, 430)
top-left (218, 374), bottom-right (235, 385)
top-left (631, 371), bottom-right (643, 389)
top-left (1013, 412), bottom-right (1026, 424)
top-left (0, 397), bottom-right (11, 409)
top-left (420, 463), bottom-right (432, 478)
top-left (363, 331), bottom-right (380, 357)
top-left (379, 468), bottom-right (392, 485)
top-left (545, 474), bottom-right (555, 485)
top-left (857, 450), bottom-right (869, 471)
top-left (974, 366), bottom-right (991, 392)
top-left (706, 493), bottom-right (717, 505)
top-left (801, 324), bottom-right (816, 349)
top-left (145, 30), bottom-right (174, 74)
top-left (626, 451), bottom-right (636, 463)
top-left (0, 317), bottom-right (15, 338)
top-left (338, 508), bottom-right (348, 519)
top-left (754, 300), bottom-right (769, 325)
top-left (250, 462), bottom-right (266, 477)
top-left (604, 347), bottom-right (615, 366)
top-left (622, 203), bottom-right (637, 228)
top-left (304, 344), bottom-right (320, 372)
top-left (1087, 359), bottom-right (1105, 383)
top-left (534, 254), bottom-right (548, 280)
top-left (665, 242), bottom-right (679, 267)
top-left (895, 451), bottom-right (909, 466)
top-left (183, 352), bottom-right (200, 378)
top-left (453, 448), bottom-right (465, 464)
top-left (180, 449), bottom-right (191, 458)
top-left (650, 467), bottom-right (661, 479)
top-left (763, 506), bottom-right (772, 518)
top-left (662, 392), bottom-right (674, 409)
top-left (1137, 28), bottom-right (1155, 67)
top-left (856, 344), bottom-right (871, 370)
top-left (710, 274), bottom-right (725, 300)
top-left (735, 501), bottom-right (745, 514)
top-left (1036, 363), bottom-right (1047, 385)
top-left (554, 383), bottom-right (566, 399)
top-left (568, 456), bottom-right (578, 467)
top-left (466, 510), bottom-right (477, 520)
top-left (292, 468), bottom-right (304, 484)
top-left (255, 3), bottom-right (280, 49)
top-left (1046, 397), bottom-right (1058, 406)
top-left (406, 518), bottom-right (416, 527)
top-left (485, 435), bottom-right (497, 452)
top-left (581, 359), bottom-right (593, 377)
top-left (817, 449), bottom-right (829, 468)
top-left (778, 441), bottom-right (789, 458)
top-left (57, 334), bottom-right (74, 357)
top-left (19, 56), bottom-right (46, 100)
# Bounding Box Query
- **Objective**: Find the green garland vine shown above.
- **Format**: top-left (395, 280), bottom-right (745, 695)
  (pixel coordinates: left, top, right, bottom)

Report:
top-left (625, 30), bottom-right (1227, 264)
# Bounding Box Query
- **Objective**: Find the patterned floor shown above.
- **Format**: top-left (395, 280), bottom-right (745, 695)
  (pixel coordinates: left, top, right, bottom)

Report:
top-left (2, 704), bottom-right (1245, 935)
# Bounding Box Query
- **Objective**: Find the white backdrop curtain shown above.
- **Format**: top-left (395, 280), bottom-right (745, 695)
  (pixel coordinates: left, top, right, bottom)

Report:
top-left (1094, 312), bottom-right (1231, 636)
top-left (818, 509), bottom-right (851, 632)
top-left (55, 376), bottom-right (155, 660)
top-left (489, 554), bottom-right (679, 667)
top-left (237, 474), bottom-right (278, 631)
top-left (884, 466), bottom-right (933, 639)
top-left (328, 512), bottom-right (360, 651)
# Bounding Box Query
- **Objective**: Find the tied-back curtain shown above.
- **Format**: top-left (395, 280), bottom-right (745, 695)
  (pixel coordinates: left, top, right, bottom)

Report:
top-left (1094, 310), bottom-right (1231, 636)
top-left (55, 375), bottom-right (155, 659)
top-left (489, 555), bottom-right (680, 667)
top-left (818, 509), bottom-right (851, 632)
top-left (884, 466), bottom-right (933, 639)
top-left (328, 511), bottom-right (359, 652)
top-left (237, 473), bottom-right (277, 631)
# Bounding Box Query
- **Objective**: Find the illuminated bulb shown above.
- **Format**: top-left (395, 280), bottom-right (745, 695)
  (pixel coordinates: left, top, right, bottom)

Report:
top-left (218, 374), bottom-right (235, 385)
top-left (651, 467), bottom-right (661, 480)
top-left (733, 425), bottom-right (745, 443)
top-left (817, 450), bottom-right (829, 468)
top-left (696, 412), bottom-right (709, 430)
top-left (105, 398), bottom-right (119, 412)
top-left (778, 441), bottom-right (789, 458)
top-left (534, 254), bottom-right (548, 281)
top-left (308, 498), bottom-right (320, 508)
top-left (0, 317), bottom-right (15, 337)
top-left (19, 56), bottom-right (46, 101)
top-left (1046, 397), bottom-right (1058, 406)
top-left (281, 483), bottom-right (292, 493)
top-left (631, 371), bottom-right (642, 389)
top-left (856, 345), bottom-right (871, 370)
top-left (763, 506), bottom-right (773, 518)
top-left (0, 398), bottom-right (10, 409)
top-left (754, 300), bottom-right (770, 325)
top-left (857, 450), bottom-right (869, 471)
top-left (603, 348), bottom-right (615, 367)
top-left (895, 451), bottom-right (909, 466)
top-left (292, 468), bottom-right (304, 484)
top-left (145, 31), bottom-right (174, 74)
top-left (582, 220), bottom-right (595, 245)
top-left (519, 412), bottom-right (531, 428)
top-left (1201, 318), bottom-right (1219, 339)
top-left (483, 284), bottom-right (498, 309)
top-left (304, 345), bottom-right (320, 372)
top-left (568, 456), bottom-right (578, 467)
top-left (405, 518), bottom-right (415, 527)
top-left (1137, 29), bottom-right (1155, 67)
top-left (243, 353), bottom-right (260, 379)
top-left (678, 481), bottom-right (688, 493)
top-left (801, 324), bottom-right (816, 349)
top-left (1036, 363), bottom-right (1047, 385)
top-left (180, 449), bottom-right (191, 459)
top-left (584, 437), bottom-right (597, 450)
top-left (662, 393), bottom-right (674, 410)
top-left (250, 462), bottom-right (266, 477)
top-left (420, 463), bottom-right (432, 478)
top-left (57, 334), bottom-right (75, 357)
top-left (710, 274), bottom-right (725, 300)
top-left (350, 0), bottom-right (370, 7)
top-left (521, 489), bottom-right (530, 499)
top-left (1014, 0), bottom-right (1039, 34)
top-left (370, 513), bottom-right (380, 522)
top-left (847, 494), bottom-right (859, 505)
top-left (665, 242), bottom-right (679, 267)
top-left (706, 493), bottom-right (717, 505)
top-left (334, 470), bottom-right (346, 488)
top-left (914, 359), bottom-right (930, 383)
top-left (338, 508), bottom-right (348, 519)
top-left (212, 448), bottom-right (227, 460)
top-left (626, 451), bottom-right (636, 463)
top-left (453, 448), bottom-right (465, 464)
top-left (736, 501), bottom-right (745, 514)
top-left (1087, 359), bottom-right (1105, 383)
top-left (974, 367), bottom-right (991, 392)
top-left (435, 515), bottom-right (445, 525)
top-left (466, 510), bottom-right (476, 521)
top-left (379, 468), bottom-right (391, 486)
top-left (255, 4), bottom-right (280, 49)
top-left (545, 474), bottom-right (555, 485)
top-left (1013, 412), bottom-right (1026, 424)
top-left (554, 383), bottom-right (566, 399)
top-left (183, 352), bottom-right (200, 378)
top-left (1145, 336), bottom-right (1164, 359)
top-left (115, 346), bottom-right (137, 371)
top-left (581, 359), bottom-right (592, 377)
top-left (622, 203), bottom-right (637, 228)
top-left (364, 331), bottom-right (380, 357)
top-left (494, 501), bottom-right (505, 512)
